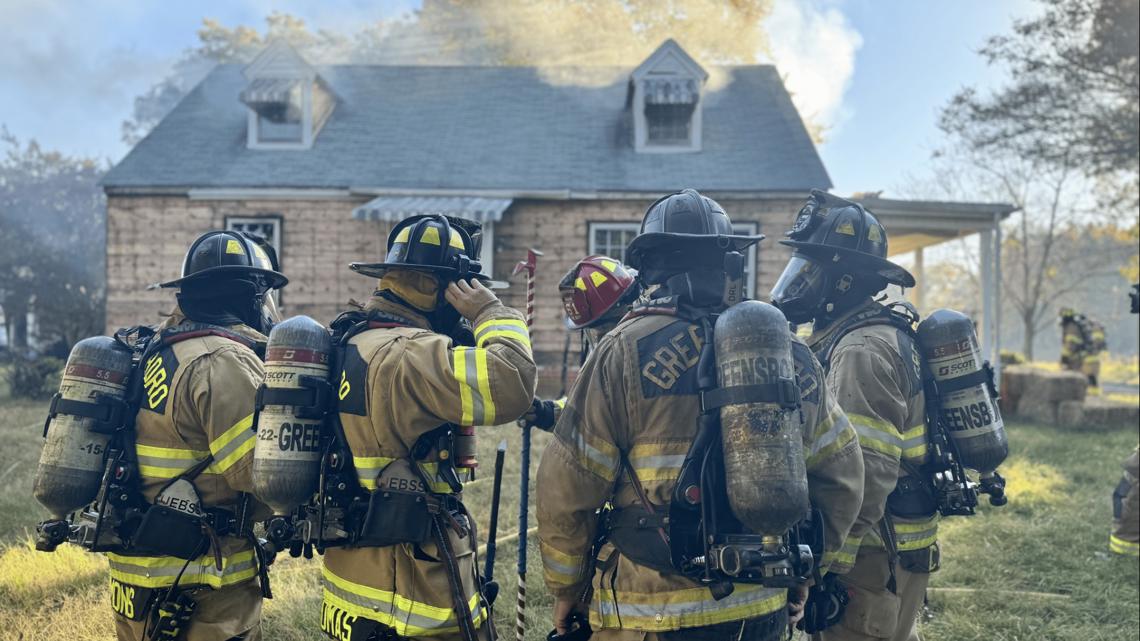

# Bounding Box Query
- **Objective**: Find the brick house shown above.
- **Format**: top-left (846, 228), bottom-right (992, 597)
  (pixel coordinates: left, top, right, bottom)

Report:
top-left (105, 40), bottom-right (1010, 384)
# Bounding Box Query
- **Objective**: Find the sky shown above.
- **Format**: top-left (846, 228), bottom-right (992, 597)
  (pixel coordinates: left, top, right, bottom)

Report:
top-left (0, 0), bottom-right (1039, 197)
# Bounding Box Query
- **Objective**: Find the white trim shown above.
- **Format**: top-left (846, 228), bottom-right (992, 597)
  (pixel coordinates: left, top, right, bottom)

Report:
top-left (188, 188), bottom-right (356, 201)
top-left (588, 222), bottom-right (641, 264)
top-left (732, 222), bottom-right (758, 299)
top-left (248, 82), bottom-right (312, 150)
top-left (481, 221), bottom-right (495, 279)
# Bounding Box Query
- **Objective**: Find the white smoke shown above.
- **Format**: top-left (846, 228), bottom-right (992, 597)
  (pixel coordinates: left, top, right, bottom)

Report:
top-left (762, 0), bottom-right (863, 136)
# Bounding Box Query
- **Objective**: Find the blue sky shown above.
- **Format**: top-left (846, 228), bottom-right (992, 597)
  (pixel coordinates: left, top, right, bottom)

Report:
top-left (0, 0), bottom-right (1038, 197)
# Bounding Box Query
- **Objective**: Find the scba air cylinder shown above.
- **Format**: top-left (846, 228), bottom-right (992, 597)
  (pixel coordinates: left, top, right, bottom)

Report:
top-left (917, 309), bottom-right (1008, 474)
top-left (252, 316), bottom-right (332, 516)
top-left (33, 336), bottom-right (134, 519)
top-left (715, 301), bottom-right (809, 536)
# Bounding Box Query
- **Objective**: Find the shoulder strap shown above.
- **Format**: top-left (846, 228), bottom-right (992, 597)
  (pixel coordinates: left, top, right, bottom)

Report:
top-left (815, 303), bottom-right (918, 370)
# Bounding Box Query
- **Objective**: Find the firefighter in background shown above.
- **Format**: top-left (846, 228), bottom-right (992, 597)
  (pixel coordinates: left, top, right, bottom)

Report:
top-left (521, 256), bottom-right (641, 431)
top-left (322, 215), bottom-right (536, 641)
top-left (118, 231), bottom-right (285, 641)
top-left (1110, 292), bottom-right (1139, 557)
top-left (771, 192), bottom-right (934, 641)
top-left (1059, 308), bottom-right (1106, 388)
top-left (536, 190), bottom-right (864, 641)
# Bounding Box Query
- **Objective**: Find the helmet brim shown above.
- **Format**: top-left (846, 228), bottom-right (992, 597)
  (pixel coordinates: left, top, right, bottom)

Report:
top-left (350, 262), bottom-right (492, 282)
top-left (626, 232), bottom-right (765, 268)
top-left (780, 240), bottom-right (916, 288)
top-left (159, 265), bottom-right (289, 290)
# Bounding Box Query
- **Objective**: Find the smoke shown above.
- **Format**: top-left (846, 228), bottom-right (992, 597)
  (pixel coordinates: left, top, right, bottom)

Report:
top-left (762, 0), bottom-right (862, 138)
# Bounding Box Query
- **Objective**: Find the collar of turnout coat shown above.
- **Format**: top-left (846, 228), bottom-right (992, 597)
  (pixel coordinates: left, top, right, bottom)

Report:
top-left (159, 304), bottom-right (269, 345)
top-left (806, 298), bottom-right (881, 350)
top-left (361, 295), bottom-right (434, 331)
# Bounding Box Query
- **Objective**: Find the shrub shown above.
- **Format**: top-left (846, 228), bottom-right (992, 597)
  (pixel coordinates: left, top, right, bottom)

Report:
top-left (4, 356), bottom-right (63, 399)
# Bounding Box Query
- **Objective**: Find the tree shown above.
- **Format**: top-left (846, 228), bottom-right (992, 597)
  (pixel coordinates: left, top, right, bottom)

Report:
top-left (122, 2), bottom-right (778, 145)
top-left (0, 130), bottom-right (106, 354)
top-left (941, 0), bottom-right (1139, 207)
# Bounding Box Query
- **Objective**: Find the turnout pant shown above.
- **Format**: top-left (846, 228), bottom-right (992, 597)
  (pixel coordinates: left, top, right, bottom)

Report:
top-left (1111, 448), bottom-right (1140, 557)
top-left (815, 546), bottom-right (930, 641)
top-left (113, 579), bottom-right (262, 641)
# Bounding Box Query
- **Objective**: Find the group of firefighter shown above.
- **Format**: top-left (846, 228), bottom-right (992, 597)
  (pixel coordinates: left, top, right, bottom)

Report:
top-left (30, 188), bottom-right (1138, 641)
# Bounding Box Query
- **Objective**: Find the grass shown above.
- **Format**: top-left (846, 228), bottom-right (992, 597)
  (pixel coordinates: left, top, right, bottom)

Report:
top-left (0, 393), bottom-right (1137, 640)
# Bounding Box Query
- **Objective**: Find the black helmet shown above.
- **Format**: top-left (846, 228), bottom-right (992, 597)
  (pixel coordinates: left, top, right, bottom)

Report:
top-left (350, 214), bottom-right (487, 282)
top-left (625, 188), bottom-right (764, 271)
top-left (771, 190), bottom-right (913, 323)
top-left (160, 230), bottom-right (288, 289)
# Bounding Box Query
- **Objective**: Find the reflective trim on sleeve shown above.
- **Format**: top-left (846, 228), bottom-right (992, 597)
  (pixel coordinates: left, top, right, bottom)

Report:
top-left (900, 423), bottom-right (928, 463)
top-left (570, 430), bottom-right (619, 482)
top-left (353, 456), bottom-right (456, 494)
top-left (893, 514), bottom-right (940, 552)
top-left (134, 444), bottom-right (213, 479)
top-left (554, 397), bottom-right (567, 410)
top-left (823, 534), bottom-right (862, 574)
top-left (1110, 535), bottom-right (1140, 556)
top-left (540, 541), bottom-right (586, 588)
top-left (453, 347), bottom-right (496, 426)
top-left (474, 318), bottom-right (531, 349)
top-left (806, 405), bottom-right (855, 467)
top-left (850, 414), bottom-right (903, 460)
top-left (592, 583), bottom-right (785, 631)
top-left (322, 565), bottom-right (485, 636)
top-left (628, 442), bottom-right (691, 483)
top-left (209, 413), bottom-right (255, 474)
top-left (106, 550), bottom-right (257, 589)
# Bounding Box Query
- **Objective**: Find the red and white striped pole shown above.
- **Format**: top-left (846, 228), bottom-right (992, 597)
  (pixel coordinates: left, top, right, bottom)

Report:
top-left (511, 248), bottom-right (541, 641)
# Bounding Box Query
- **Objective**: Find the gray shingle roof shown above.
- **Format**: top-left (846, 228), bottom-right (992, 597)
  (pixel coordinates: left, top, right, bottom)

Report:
top-left (102, 64), bottom-right (831, 193)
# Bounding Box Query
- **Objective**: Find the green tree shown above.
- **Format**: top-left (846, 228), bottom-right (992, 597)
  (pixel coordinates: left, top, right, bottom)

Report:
top-left (941, 0), bottom-right (1139, 207)
top-left (0, 130), bottom-right (106, 353)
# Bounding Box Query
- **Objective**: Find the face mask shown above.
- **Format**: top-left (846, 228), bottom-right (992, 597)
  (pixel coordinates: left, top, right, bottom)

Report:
top-left (378, 270), bottom-right (442, 312)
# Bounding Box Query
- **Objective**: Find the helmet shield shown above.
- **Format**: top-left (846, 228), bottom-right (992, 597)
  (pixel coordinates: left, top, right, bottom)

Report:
top-left (770, 255), bottom-right (828, 324)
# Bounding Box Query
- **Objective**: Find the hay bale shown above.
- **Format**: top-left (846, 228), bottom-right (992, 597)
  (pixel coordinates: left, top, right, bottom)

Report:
top-left (1082, 397), bottom-right (1140, 429)
top-left (999, 366), bottom-right (1034, 415)
top-left (1056, 400), bottom-right (1085, 428)
top-left (1037, 370), bottom-right (1088, 402)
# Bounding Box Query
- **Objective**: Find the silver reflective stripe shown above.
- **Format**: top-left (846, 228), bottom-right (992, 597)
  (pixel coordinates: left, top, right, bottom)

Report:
top-left (631, 454), bottom-right (686, 471)
top-left (462, 348), bottom-right (487, 425)
top-left (322, 580), bottom-right (483, 631)
top-left (810, 412), bottom-right (851, 458)
top-left (108, 556), bottom-right (255, 580)
top-left (596, 585), bottom-right (783, 618)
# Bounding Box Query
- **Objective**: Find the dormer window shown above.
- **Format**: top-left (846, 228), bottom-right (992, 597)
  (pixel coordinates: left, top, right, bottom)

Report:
top-left (240, 41), bottom-right (335, 150)
top-left (631, 40), bottom-right (708, 153)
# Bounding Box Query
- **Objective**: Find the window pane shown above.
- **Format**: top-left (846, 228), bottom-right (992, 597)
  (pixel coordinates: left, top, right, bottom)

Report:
top-left (645, 102), bottom-right (696, 144)
top-left (258, 114), bottom-right (303, 143)
top-left (589, 224), bottom-right (640, 264)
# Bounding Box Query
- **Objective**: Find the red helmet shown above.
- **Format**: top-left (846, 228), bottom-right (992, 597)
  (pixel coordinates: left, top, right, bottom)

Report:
top-left (559, 255), bottom-right (638, 329)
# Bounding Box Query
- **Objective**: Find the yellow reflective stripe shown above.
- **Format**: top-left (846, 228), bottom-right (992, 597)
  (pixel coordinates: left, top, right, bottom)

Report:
top-left (900, 423), bottom-right (928, 461)
top-left (1110, 535), bottom-right (1140, 556)
top-left (554, 397), bottom-right (567, 410)
top-left (628, 442), bottom-right (690, 482)
top-left (475, 349), bottom-right (495, 425)
top-left (571, 431), bottom-right (619, 482)
top-left (322, 565), bottom-right (485, 635)
top-left (474, 318), bottom-right (531, 349)
top-left (353, 455), bottom-right (396, 490)
top-left (592, 584), bottom-right (785, 631)
top-left (135, 443), bottom-right (216, 479)
top-left (540, 541), bottom-right (585, 587)
top-left (210, 414), bottom-right (255, 473)
top-left (806, 405), bottom-right (855, 467)
top-left (823, 533), bottom-right (862, 574)
top-left (894, 515), bottom-right (940, 551)
top-left (850, 414), bottom-right (902, 459)
top-left (107, 550), bottom-right (257, 589)
top-left (453, 347), bottom-right (495, 426)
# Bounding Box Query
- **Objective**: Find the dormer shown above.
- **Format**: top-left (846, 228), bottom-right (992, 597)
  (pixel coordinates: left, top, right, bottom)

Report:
top-left (631, 40), bottom-right (708, 154)
top-left (240, 41), bottom-right (335, 150)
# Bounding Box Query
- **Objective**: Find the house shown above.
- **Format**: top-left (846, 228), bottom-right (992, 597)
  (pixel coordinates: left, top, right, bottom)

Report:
top-left (101, 40), bottom-right (1012, 385)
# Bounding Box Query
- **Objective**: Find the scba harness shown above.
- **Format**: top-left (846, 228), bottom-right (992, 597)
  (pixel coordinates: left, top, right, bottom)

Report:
top-left (37, 322), bottom-right (272, 637)
top-left (602, 298), bottom-right (822, 603)
top-left (260, 308), bottom-right (488, 641)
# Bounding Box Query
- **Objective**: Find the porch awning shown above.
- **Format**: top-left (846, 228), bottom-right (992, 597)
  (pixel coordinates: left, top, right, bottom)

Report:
top-left (352, 196), bottom-right (513, 224)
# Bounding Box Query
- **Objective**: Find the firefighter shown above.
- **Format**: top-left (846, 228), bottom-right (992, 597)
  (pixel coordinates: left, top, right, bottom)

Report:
top-left (113, 230), bottom-right (286, 641)
top-left (321, 214), bottom-right (536, 641)
top-left (1059, 308), bottom-right (1105, 388)
top-left (536, 190), bottom-right (864, 641)
top-left (771, 191), bottom-right (935, 641)
top-left (1111, 447), bottom-right (1140, 557)
top-left (522, 256), bottom-right (641, 431)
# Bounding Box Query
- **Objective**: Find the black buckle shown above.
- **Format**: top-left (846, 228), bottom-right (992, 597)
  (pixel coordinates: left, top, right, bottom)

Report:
top-left (254, 375), bottom-right (331, 420)
top-left (44, 393), bottom-right (128, 437)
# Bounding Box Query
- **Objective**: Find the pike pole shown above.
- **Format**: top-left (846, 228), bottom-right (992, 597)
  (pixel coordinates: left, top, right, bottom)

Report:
top-left (511, 248), bottom-right (541, 641)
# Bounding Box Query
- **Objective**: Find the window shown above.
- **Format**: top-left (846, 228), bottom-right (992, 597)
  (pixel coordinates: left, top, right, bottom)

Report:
top-left (646, 102), bottom-right (696, 144)
top-left (226, 216), bottom-right (282, 258)
top-left (588, 222), bottom-right (641, 264)
top-left (257, 112), bottom-right (304, 143)
top-left (733, 222), bottom-right (759, 299)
